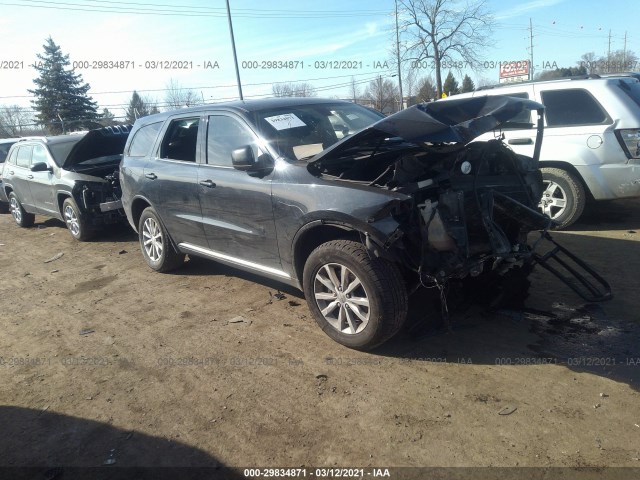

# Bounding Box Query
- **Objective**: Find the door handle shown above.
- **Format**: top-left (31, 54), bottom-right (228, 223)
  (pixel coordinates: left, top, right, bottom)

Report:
top-left (199, 179), bottom-right (216, 188)
top-left (145, 173), bottom-right (157, 180)
top-left (8, 170), bottom-right (14, 175)
top-left (508, 138), bottom-right (533, 145)
top-left (27, 175), bottom-right (34, 179)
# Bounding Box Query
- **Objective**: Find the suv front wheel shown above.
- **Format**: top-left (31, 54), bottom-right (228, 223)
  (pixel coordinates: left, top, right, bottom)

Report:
top-left (303, 240), bottom-right (408, 350)
top-left (539, 167), bottom-right (585, 229)
top-left (62, 197), bottom-right (94, 241)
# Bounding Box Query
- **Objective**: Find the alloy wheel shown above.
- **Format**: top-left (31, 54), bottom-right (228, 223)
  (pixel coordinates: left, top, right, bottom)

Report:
top-left (313, 263), bottom-right (370, 335)
top-left (142, 217), bottom-right (163, 262)
top-left (10, 197), bottom-right (21, 223)
top-left (539, 180), bottom-right (567, 220)
top-left (64, 205), bottom-right (80, 236)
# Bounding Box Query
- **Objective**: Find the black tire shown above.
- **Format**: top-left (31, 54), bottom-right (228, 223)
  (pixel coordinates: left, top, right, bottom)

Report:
top-left (539, 167), bottom-right (585, 229)
top-left (138, 207), bottom-right (185, 272)
top-left (303, 240), bottom-right (408, 350)
top-left (8, 192), bottom-right (34, 228)
top-left (62, 197), bottom-right (94, 241)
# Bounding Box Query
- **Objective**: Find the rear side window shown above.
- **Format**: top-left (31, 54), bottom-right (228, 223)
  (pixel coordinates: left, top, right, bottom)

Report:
top-left (540, 89), bottom-right (609, 126)
top-left (16, 146), bottom-right (33, 168)
top-left (6, 146), bottom-right (18, 165)
top-left (160, 117), bottom-right (199, 162)
top-left (0, 142), bottom-right (16, 162)
top-left (128, 121), bottom-right (163, 157)
top-left (502, 92), bottom-right (532, 127)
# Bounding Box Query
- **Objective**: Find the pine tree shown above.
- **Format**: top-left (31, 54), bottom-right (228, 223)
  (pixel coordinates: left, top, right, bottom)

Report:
top-left (442, 72), bottom-right (460, 97)
top-left (125, 91), bottom-right (155, 124)
top-left (29, 37), bottom-right (98, 134)
top-left (460, 75), bottom-right (475, 93)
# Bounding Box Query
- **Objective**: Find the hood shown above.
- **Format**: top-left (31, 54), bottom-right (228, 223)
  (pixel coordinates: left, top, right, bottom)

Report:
top-left (309, 95), bottom-right (544, 166)
top-left (64, 125), bottom-right (132, 167)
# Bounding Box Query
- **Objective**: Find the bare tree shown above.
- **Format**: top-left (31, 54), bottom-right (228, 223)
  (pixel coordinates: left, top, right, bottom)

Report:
top-left (364, 76), bottom-right (400, 113)
top-left (0, 105), bottom-right (32, 137)
top-left (403, 67), bottom-right (419, 106)
top-left (579, 52), bottom-right (599, 75)
top-left (272, 82), bottom-right (317, 97)
top-left (399, 0), bottom-right (494, 97)
top-left (165, 78), bottom-right (200, 109)
top-left (416, 75), bottom-right (437, 102)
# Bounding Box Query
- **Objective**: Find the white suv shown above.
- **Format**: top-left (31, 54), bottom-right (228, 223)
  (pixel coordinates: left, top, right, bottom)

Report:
top-left (448, 75), bottom-right (640, 228)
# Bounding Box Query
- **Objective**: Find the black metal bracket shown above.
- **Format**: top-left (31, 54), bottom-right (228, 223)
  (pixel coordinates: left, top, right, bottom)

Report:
top-left (531, 232), bottom-right (612, 302)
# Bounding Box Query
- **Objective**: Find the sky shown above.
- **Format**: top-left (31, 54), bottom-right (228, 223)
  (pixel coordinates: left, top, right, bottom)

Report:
top-left (0, 0), bottom-right (637, 123)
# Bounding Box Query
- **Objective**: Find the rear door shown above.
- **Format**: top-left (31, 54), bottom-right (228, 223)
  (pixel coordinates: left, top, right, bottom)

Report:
top-left (141, 115), bottom-right (206, 246)
top-left (197, 112), bottom-right (281, 272)
top-left (26, 144), bottom-right (57, 215)
top-left (11, 145), bottom-right (36, 210)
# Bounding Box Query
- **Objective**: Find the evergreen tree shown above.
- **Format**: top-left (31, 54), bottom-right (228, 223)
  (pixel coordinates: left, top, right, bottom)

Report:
top-left (460, 75), bottom-right (475, 93)
top-left (29, 37), bottom-right (98, 134)
top-left (442, 71), bottom-right (460, 96)
top-left (99, 108), bottom-right (116, 127)
top-left (125, 91), bottom-right (155, 123)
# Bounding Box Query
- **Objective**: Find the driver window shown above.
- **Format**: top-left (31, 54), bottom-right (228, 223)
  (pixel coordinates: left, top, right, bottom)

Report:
top-left (206, 115), bottom-right (259, 167)
top-left (16, 146), bottom-right (33, 168)
top-left (32, 145), bottom-right (48, 165)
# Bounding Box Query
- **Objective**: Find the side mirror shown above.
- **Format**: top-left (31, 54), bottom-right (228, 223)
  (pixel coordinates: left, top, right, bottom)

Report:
top-left (30, 162), bottom-right (52, 173)
top-left (231, 146), bottom-right (256, 171)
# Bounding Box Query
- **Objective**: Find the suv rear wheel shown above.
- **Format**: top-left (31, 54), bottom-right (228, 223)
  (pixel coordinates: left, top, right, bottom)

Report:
top-left (539, 167), bottom-right (585, 229)
top-left (8, 192), bottom-right (35, 228)
top-left (138, 207), bottom-right (185, 272)
top-left (302, 240), bottom-right (408, 350)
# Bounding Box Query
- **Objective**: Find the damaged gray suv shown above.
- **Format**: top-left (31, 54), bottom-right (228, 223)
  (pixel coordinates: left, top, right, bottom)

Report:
top-left (120, 97), bottom-right (610, 350)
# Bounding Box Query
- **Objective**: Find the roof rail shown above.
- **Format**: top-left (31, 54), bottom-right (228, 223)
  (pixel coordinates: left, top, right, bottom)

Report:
top-left (475, 73), bottom-right (604, 92)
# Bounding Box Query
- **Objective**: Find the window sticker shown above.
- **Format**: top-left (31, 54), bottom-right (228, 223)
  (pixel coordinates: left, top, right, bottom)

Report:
top-left (293, 143), bottom-right (323, 160)
top-left (264, 113), bottom-right (307, 130)
top-left (346, 114), bottom-right (360, 120)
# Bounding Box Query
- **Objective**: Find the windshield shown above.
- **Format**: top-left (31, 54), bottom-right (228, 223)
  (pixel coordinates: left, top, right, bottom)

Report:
top-left (252, 103), bottom-right (384, 160)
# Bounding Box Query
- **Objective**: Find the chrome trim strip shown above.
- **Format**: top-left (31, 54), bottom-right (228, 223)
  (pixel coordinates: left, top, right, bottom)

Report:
top-left (178, 242), bottom-right (290, 279)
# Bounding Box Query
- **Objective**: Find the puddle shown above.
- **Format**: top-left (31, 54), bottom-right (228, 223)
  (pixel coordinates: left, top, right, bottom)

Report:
top-left (526, 302), bottom-right (640, 387)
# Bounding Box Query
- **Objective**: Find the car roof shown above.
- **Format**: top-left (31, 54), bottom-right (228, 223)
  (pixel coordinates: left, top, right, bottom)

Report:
top-left (133, 97), bottom-right (359, 125)
top-left (0, 138), bottom-right (21, 144)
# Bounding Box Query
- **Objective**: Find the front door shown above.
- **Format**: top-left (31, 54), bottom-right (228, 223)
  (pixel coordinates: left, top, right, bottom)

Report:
top-left (198, 113), bottom-right (281, 272)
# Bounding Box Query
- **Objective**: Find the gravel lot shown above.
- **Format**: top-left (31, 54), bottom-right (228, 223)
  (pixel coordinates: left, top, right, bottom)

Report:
top-left (0, 199), bottom-right (639, 477)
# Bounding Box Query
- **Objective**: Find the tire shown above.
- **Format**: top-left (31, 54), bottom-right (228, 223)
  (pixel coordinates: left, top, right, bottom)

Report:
top-left (302, 240), bottom-right (408, 350)
top-left (138, 207), bottom-right (185, 272)
top-left (62, 197), bottom-right (94, 241)
top-left (539, 167), bottom-right (585, 229)
top-left (8, 192), bottom-right (34, 228)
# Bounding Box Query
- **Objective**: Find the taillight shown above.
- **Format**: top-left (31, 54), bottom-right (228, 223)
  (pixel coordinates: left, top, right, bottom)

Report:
top-left (616, 128), bottom-right (640, 159)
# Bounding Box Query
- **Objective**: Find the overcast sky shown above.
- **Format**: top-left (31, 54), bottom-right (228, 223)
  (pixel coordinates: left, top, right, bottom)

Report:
top-left (0, 0), bottom-right (636, 121)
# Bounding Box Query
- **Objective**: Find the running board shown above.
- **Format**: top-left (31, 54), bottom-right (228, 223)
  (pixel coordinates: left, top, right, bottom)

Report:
top-left (531, 232), bottom-right (612, 302)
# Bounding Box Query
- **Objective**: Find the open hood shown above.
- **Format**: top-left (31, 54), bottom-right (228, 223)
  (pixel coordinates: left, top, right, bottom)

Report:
top-left (63, 125), bottom-right (132, 167)
top-left (309, 95), bottom-right (544, 166)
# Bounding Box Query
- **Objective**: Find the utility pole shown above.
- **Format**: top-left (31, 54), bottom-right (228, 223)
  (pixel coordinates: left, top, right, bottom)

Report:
top-left (395, 0), bottom-right (403, 110)
top-left (226, 0), bottom-right (243, 100)
top-left (623, 31), bottom-right (627, 68)
top-left (529, 18), bottom-right (534, 80)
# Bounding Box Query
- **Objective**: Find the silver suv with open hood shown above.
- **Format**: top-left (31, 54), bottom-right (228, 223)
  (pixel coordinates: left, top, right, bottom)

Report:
top-left (2, 126), bottom-right (131, 240)
top-left (448, 75), bottom-right (640, 228)
top-left (120, 97), bottom-right (610, 350)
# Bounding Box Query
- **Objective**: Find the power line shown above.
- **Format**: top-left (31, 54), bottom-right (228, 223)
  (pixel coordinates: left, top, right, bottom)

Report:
top-left (0, 70), bottom-right (395, 100)
top-left (2, 0), bottom-right (388, 18)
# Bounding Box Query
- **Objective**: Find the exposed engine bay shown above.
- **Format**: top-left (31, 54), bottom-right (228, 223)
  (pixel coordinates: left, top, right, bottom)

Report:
top-left (308, 96), bottom-right (611, 304)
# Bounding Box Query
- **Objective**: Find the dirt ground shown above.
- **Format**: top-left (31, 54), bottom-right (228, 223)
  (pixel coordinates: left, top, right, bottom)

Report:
top-left (0, 198), bottom-right (639, 477)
